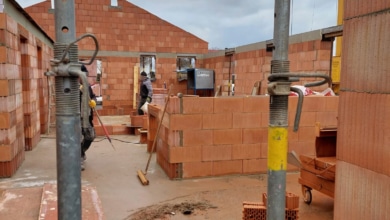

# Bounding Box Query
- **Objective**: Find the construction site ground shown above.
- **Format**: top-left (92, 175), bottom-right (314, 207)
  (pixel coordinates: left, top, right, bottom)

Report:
top-left (0, 116), bottom-right (334, 220)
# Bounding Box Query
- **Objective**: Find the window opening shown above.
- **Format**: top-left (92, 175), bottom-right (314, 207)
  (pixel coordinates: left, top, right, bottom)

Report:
top-left (140, 55), bottom-right (156, 81)
top-left (176, 56), bottom-right (196, 71)
top-left (111, 0), bottom-right (118, 7)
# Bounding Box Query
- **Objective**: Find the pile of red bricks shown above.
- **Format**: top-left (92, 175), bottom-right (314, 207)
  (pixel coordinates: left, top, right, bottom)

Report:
top-left (242, 192), bottom-right (299, 220)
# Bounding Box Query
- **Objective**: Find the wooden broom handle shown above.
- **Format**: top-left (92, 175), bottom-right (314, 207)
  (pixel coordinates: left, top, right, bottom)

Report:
top-left (144, 85), bottom-right (172, 173)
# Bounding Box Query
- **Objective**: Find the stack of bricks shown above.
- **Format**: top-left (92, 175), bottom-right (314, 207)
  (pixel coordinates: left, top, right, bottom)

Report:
top-left (242, 192), bottom-right (299, 220)
top-left (242, 202), bottom-right (267, 220)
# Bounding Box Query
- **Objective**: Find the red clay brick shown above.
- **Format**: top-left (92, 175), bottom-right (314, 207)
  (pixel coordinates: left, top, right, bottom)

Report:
top-left (212, 160), bottom-right (242, 176)
top-left (242, 96), bottom-right (269, 113)
top-left (232, 143), bottom-right (261, 160)
top-left (214, 97), bottom-right (243, 113)
top-left (169, 114), bottom-right (203, 130)
top-left (295, 141), bottom-right (316, 156)
top-left (242, 128), bottom-right (267, 144)
top-left (0, 112), bottom-right (14, 129)
top-left (0, 144), bottom-right (13, 162)
top-left (324, 96), bottom-right (339, 111)
top-left (182, 97), bottom-right (214, 114)
top-left (260, 143), bottom-right (268, 158)
top-left (0, 13), bottom-right (6, 29)
top-left (260, 112), bottom-right (269, 127)
top-left (0, 126), bottom-right (16, 145)
top-left (288, 127), bottom-right (299, 142)
top-left (169, 146), bottom-right (202, 163)
top-left (182, 130), bottom-right (213, 146)
top-left (182, 161), bottom-right (213, 178)
top-left (166, 96), bottom-right (180, 114)
top-left (233, 112), bottom-right (262, 128)
top-left (297, 126), bottom-right (315, 142)
top-left (202, 144), bottom-right (232, 161)
top-left (166, 130), bottom-right (181, 147)
top-left (301, 96), bottom-right (326, 112)
top-left (0, 79), bottom-right (10, 96)
top-left (0, 46), bottom-right (7, 63)
top-left (242, 158), bottom-right (267, 174)
top-left (288, 96), bottom-right (298, 113)
top-left (291, 111), bottom-right (316, 127)
top-left (315, 111), bottom-right (338, 127)
top-left (213, 129), bottom-right (242, 145)
top-left (0, 148), bottom-right (24, 177)
top-left (202, 113), bottom-right (233, 129)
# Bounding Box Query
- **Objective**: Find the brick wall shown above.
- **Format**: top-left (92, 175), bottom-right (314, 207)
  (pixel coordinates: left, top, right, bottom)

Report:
top-left (334, 0), bottom-right (390, 218)
top-left (149, 95), bottom-right (338, 179)
top-left (25, 0), bottom-right (209, 115)
top-left (0, 3), bottom-right (53, 177)
top-left (204, 37), bottom-right (333, 97)
top-left (26, 1), bottom-right (333, 116)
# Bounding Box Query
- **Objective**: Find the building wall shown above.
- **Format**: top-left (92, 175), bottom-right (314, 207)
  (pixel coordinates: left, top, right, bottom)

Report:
top-left (334, 1), bottom-right (390, 219)
top-left (0, 0), bottom-right (53, 177)
top-left (25, 0), bottom-right (209, 115)
top-left (148, 95), bottom-right (338, 179)
top-left (203, 31), bottom-right (333, 97)
top-left (26, 1), bottom-right (333, 116)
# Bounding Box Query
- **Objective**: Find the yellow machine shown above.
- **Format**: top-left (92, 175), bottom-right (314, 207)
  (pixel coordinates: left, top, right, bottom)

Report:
top-left (331, 0), bottom-right (343, 94)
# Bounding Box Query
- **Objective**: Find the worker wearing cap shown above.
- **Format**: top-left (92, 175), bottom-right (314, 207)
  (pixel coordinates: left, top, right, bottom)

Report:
top-left (138, 71), bottom-right (153, 115)
top-left (80, 64), bottom-right (97, 170)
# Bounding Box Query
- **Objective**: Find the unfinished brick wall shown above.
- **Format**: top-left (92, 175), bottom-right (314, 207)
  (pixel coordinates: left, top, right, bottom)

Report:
top-left (25, 0), bottom-right (208, 115)
top-left (149, 95), bottom-right (338, 179)
top-left (334, 0), bottom-right (390, 219)
top-left (26, 1), bottom-right (333, 116)
top-left (0, 5), bottom-right (53, 177)
top-left (204, 36), bottom-right (333, 97)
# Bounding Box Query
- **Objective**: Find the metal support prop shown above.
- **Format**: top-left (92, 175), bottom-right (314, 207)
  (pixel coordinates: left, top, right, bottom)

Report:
top-left (53, 0), bottom-right (80, 219)
top-left (267, 1), bottom-right (331, 219)
top-left (267, 0), bottom-right (291, 219)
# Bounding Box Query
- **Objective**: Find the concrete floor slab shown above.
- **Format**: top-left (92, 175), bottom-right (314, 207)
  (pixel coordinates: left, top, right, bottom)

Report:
top-left (0, 134), bottom-right (334, 220)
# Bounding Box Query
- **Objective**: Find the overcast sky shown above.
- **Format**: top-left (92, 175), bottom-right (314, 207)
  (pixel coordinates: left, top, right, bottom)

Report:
top-left (18, 0), bottom-right (338, 49)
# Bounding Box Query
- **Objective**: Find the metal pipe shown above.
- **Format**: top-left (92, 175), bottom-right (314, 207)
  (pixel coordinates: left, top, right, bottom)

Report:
top-left (272, 0), bottom-right (290, 61)
top-left (290, 86), bottom-right (304, 132)
top-left (228, 55), bottom-right (232, 96)
top-left (55, 76), bottom-right (81, 220)
top-left (71, 69), bottom-right (91, 128)
top-left (267, 2), bottom-right (332, 217)
top-left (267, 0), bottom-right (291, 219)
top-left (53, 0), bottom-right (81, 219)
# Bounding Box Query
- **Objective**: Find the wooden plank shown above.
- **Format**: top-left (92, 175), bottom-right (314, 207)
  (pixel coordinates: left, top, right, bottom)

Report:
top-left (315, 122), bottom-right (337, 137)
top-left (299, 169), bottom-right (335, 198)
top-left (299, 155), bottom-right (336, 181)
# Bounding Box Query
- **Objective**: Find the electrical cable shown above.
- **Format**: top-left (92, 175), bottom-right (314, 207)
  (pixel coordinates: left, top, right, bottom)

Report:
top-left (94, 137), bottom-right (142, 144)
top-left (41, 135), bottom-right (143, 144)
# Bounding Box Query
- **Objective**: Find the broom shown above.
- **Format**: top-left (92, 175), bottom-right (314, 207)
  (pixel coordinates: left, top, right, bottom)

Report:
top-left (137, 85), bottom-right (172, 185)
